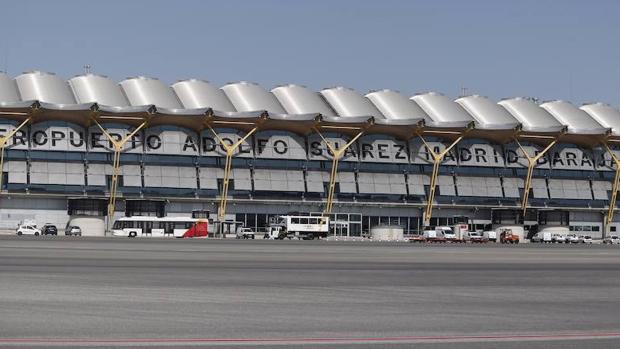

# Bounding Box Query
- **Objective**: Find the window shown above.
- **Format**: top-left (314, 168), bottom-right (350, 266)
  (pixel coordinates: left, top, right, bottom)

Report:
top-left (300, 218), bottom-right (309, 224)
top-left (193, 210), bottom-right (210, 219)
top-left (611, 226), bottom-right (617, 232)
top-left (126, 200), bottom-right (165, 217)
top-left (68, 199), bottom-right (107, 216)
top-left (173, 222), bottom-right (186, 229)
top-left (292, 217), bottom-right (300, 224)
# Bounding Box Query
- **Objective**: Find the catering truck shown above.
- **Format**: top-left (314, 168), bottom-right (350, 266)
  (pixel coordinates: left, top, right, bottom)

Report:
top-left (264, 215), bottom-right (330, 240)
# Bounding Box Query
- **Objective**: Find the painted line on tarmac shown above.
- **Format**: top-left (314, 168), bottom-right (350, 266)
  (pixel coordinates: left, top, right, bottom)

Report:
top-left (2, 332), bottom-right (620, 346)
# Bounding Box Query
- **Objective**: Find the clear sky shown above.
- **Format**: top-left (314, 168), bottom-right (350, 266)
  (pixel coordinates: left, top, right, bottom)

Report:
top-left (1, 0), bottom-right (619, 106)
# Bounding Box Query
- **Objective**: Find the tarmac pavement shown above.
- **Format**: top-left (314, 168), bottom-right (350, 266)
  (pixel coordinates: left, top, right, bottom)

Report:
top-left (1, 236), bottom-right (619, 348)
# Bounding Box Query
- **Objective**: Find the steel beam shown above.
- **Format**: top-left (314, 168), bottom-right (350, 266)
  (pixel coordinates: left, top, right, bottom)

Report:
top-left (0, 117), bottom-right (32, 194)
top-left (514, 138), bottom-right (558, 215)
top-left (206, 125), bottom-right (259, 221)
top-left (91, 118), bottom-right (148, 225)
top-left (313, 127), bottom-right (365, 217)
top-left (603, 143), bottom-right (620, 226)
top-left (418, 133), bottom-right (467, 226)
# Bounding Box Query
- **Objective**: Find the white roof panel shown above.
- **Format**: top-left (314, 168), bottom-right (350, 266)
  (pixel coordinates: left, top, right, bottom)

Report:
top-left (69, 74), bottom-right (129, 107)
top-left (455, 95), bottom-right (520, 130)
top-left (365, 89), bottom-right (428, 122)
top-left (15, 71), bottom-right (76, 105)
top-left (540, 100), bottom-right (608, 135)
top-left (271, 84), bottom-right (334, 116)
top-left (320, 86), bottom-right (384, 118)
top-left (498, 97), bottom-right (564, 133)
top-left (410, 92), bottom-right (473, 126)
top-left (120, 76), bottom-right (182, 109)
top-left (221, 81), bottom-right (286, 114)
top-left (0, 73), bottom-right (21, 104)
top-left (172, 79), bottom-right (235, 112)
top-left (580, 102), bottom-right (620, 136)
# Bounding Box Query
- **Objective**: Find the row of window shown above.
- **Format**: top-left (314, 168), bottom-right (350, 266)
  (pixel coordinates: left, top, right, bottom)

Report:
top-left (112, 221), bottom-right (194, 230)
top-left (569, 225), bottom-right (601, 232)
top-left (6, 148), bottom-right (618, 181)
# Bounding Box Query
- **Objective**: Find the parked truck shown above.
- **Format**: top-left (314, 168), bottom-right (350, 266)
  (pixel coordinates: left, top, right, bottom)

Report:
top-left (422, 228), bottom-right (446, 243)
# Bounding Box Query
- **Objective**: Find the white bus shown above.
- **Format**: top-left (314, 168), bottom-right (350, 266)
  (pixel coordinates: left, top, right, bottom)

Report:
top-left (112, 216), bottom-right (209, 238)
top-left (265, 215), bottom-right (329, 240)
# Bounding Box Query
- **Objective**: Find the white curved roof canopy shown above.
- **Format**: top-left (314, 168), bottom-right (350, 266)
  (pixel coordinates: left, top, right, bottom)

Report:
top-left (1, 69), bottom-right (620, 141)
top-left (540, 100), bottom-right (608, 135)
top-left (456, 95), bottom-right (520, 130)
top-left (320, 86), bottom-right (384, 118)
top-left (580, 103), bottom-right (620, 137)
top-left (410, 92), bottom-right (473, 128)
top-left (365, 89), bottom-right (428, 123)
top-left (172, 79), bottom-right (235, 112)
top-left (16, 71), bottom-right (76, 105)
top-left (498, 97), bottom-right (565, 133)
top-left (272, 84), bottom-right (335, 116)
top-left (120, 76), bottom-right (182, 109)
top-left (221, 81), bottom-right (286, 114)
top-left (0, 73), bottom-right (21, 104)
top-left (69, 74), bottom-right (130, 107)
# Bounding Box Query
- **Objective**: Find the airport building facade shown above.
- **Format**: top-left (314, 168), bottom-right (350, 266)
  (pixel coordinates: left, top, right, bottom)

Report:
top-left (0, 71), bottom-right (619, 237)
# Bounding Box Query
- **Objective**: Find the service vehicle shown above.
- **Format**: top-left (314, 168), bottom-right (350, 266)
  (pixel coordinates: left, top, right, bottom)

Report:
top-left (603, 235), bottom-right (620, 245)
top-left (483, 230), bottom-right (497, 243)
top-left (112, 216), bottom-right (208, 238)
top-left (16, 224), bottom-right (41, 236)
top-left (422, 228), bottom-right (446, 243)
top-left (42, 224), bottom-right (58, 236)
top-left (578, 235), bottom-right (593, 244)
top-left (551, 234), bottom-right (567, 244)
top-left (236, 227), bottom-right (256, 239)
top-left (409, 233), bottom-right (426, 243)
top-left (566, 234), bottom-right (580, 244)
top-left (65, 226), bottom-right (82, 236)
top-left (435, 226), bottom-right (465, 242)
top-left (530, 234), bottom-right (543, 243)
top-left (451, 215), bottom-right (470, 240)
top-left (264, 215), bottom-right (329, 240)
top-left (467, 231), bottom-right (486, 243)
top-left (500, 230), bottom-right (519, 244)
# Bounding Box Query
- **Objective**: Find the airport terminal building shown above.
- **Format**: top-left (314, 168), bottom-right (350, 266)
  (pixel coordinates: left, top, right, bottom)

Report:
top-left (0, 70), bottom-right (619, 237)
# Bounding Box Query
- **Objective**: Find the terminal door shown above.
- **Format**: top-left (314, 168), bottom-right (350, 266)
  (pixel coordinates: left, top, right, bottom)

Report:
top-left (330, 221), bottom-right (349, 238)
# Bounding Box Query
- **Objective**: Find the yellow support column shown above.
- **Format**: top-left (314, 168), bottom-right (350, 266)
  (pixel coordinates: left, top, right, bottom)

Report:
top-left (91, 118), bottom-right (149, 225)
top-left (603, 143), bottom-right (620, 226)
top-left (418, 133), bottom-right (467, 226)
top-left (206, 125), bottom-right (259, 222)
top-left (312, 127), bottom-right (365, 217)
top-left (0, 117), bottom-right (32, 193)
top-left (514, 138), bottom-right (557, 215)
